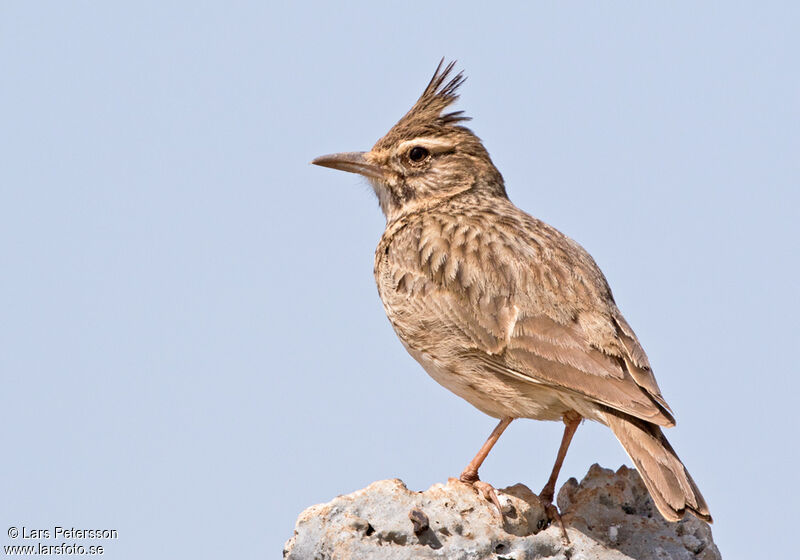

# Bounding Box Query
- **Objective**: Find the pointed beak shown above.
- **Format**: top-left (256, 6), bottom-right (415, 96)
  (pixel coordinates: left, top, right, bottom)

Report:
top-left (311, 151), bottom-right (387, 181)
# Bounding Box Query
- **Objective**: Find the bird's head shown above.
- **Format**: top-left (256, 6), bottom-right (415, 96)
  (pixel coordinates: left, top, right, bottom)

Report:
top-left (312, 60), bottom-right (506, 222)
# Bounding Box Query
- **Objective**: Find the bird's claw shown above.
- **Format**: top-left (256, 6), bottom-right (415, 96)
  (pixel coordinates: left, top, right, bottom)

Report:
top-left (473, 480), bottom-right (504, 518)
top-left (458, 475), bottom-right (504, 519)
top-left (538, 495), bottom-right (570, 545)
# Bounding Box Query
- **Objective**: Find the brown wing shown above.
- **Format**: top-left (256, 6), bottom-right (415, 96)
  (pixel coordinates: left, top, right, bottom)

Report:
top-left (376, 202), bottom-right (674, 427)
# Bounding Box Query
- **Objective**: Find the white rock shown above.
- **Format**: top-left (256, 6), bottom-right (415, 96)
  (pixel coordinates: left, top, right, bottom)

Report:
top-left (284, 464), bottom-right (721, 559)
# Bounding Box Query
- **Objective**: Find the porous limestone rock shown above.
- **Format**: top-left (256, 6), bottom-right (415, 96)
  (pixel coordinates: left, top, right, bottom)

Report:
top-left (283, 464), bottom-right (720, 559)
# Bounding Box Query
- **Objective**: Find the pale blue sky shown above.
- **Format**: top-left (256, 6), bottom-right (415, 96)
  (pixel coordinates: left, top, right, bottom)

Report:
top-left (1, 3), bottom-right (797, 558)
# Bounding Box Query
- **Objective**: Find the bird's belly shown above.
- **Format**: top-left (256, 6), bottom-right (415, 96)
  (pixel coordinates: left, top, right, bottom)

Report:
top-left (402, 342), bottom-right (578, 421)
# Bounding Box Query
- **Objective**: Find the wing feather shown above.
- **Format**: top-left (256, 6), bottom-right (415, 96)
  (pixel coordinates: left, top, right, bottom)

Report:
top-left (376, 204), bottom-right (675, 426)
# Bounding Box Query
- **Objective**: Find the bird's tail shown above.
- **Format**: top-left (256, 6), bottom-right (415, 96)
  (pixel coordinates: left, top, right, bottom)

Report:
top-left (604, 411), bottom-right (712, 523)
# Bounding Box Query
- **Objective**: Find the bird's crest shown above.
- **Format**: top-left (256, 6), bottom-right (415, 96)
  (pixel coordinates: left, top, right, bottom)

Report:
top-left (400, 59), bottom-right (470, 128)
top-left (376, 60), bottom-right (471, 148)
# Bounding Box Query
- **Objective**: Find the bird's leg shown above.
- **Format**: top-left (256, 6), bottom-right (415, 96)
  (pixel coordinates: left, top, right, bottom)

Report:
top-left (459, 417), bottom-right (514, 516)
top-left (538, 410), bottom-right (582, 542)
top-left (540, 411), bottom-right (582, 503)
top-left (459, 417), bottom-right (514, 482)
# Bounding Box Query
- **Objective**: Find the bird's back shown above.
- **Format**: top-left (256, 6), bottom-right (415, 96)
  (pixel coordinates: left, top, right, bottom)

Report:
top-left (375, 192), bottom-right (674, 426)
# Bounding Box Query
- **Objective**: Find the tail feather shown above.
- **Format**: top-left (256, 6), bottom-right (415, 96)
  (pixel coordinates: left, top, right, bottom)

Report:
top-left (604, 411), bottom-right (712, 523)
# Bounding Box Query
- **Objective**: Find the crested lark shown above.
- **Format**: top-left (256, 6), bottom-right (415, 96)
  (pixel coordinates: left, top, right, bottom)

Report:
top-left (312, 61), bottom-right (711, 526)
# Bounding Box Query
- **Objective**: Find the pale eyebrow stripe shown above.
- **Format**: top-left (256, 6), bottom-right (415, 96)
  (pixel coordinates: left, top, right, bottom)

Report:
top-left (396, 137), bottom-right (457, 154)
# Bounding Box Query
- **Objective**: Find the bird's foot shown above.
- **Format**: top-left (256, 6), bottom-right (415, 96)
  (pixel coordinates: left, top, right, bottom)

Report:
top-left (458, 472), bottom-right (504, 519)
top-left (537, 490), bottom-right (570, 545)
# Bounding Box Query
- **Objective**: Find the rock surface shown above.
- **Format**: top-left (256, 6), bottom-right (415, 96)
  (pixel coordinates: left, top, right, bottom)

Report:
top-left (284, 464), bottom-right (720, 559)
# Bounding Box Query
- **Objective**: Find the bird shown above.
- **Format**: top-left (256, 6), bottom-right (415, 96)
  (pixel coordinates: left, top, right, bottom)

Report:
top-left (311, 60), bottom-right (711, 528)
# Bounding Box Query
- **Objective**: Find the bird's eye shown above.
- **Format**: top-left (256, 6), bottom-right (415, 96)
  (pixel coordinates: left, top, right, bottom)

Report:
top-left (408, 146), bottom-right (429, 162)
